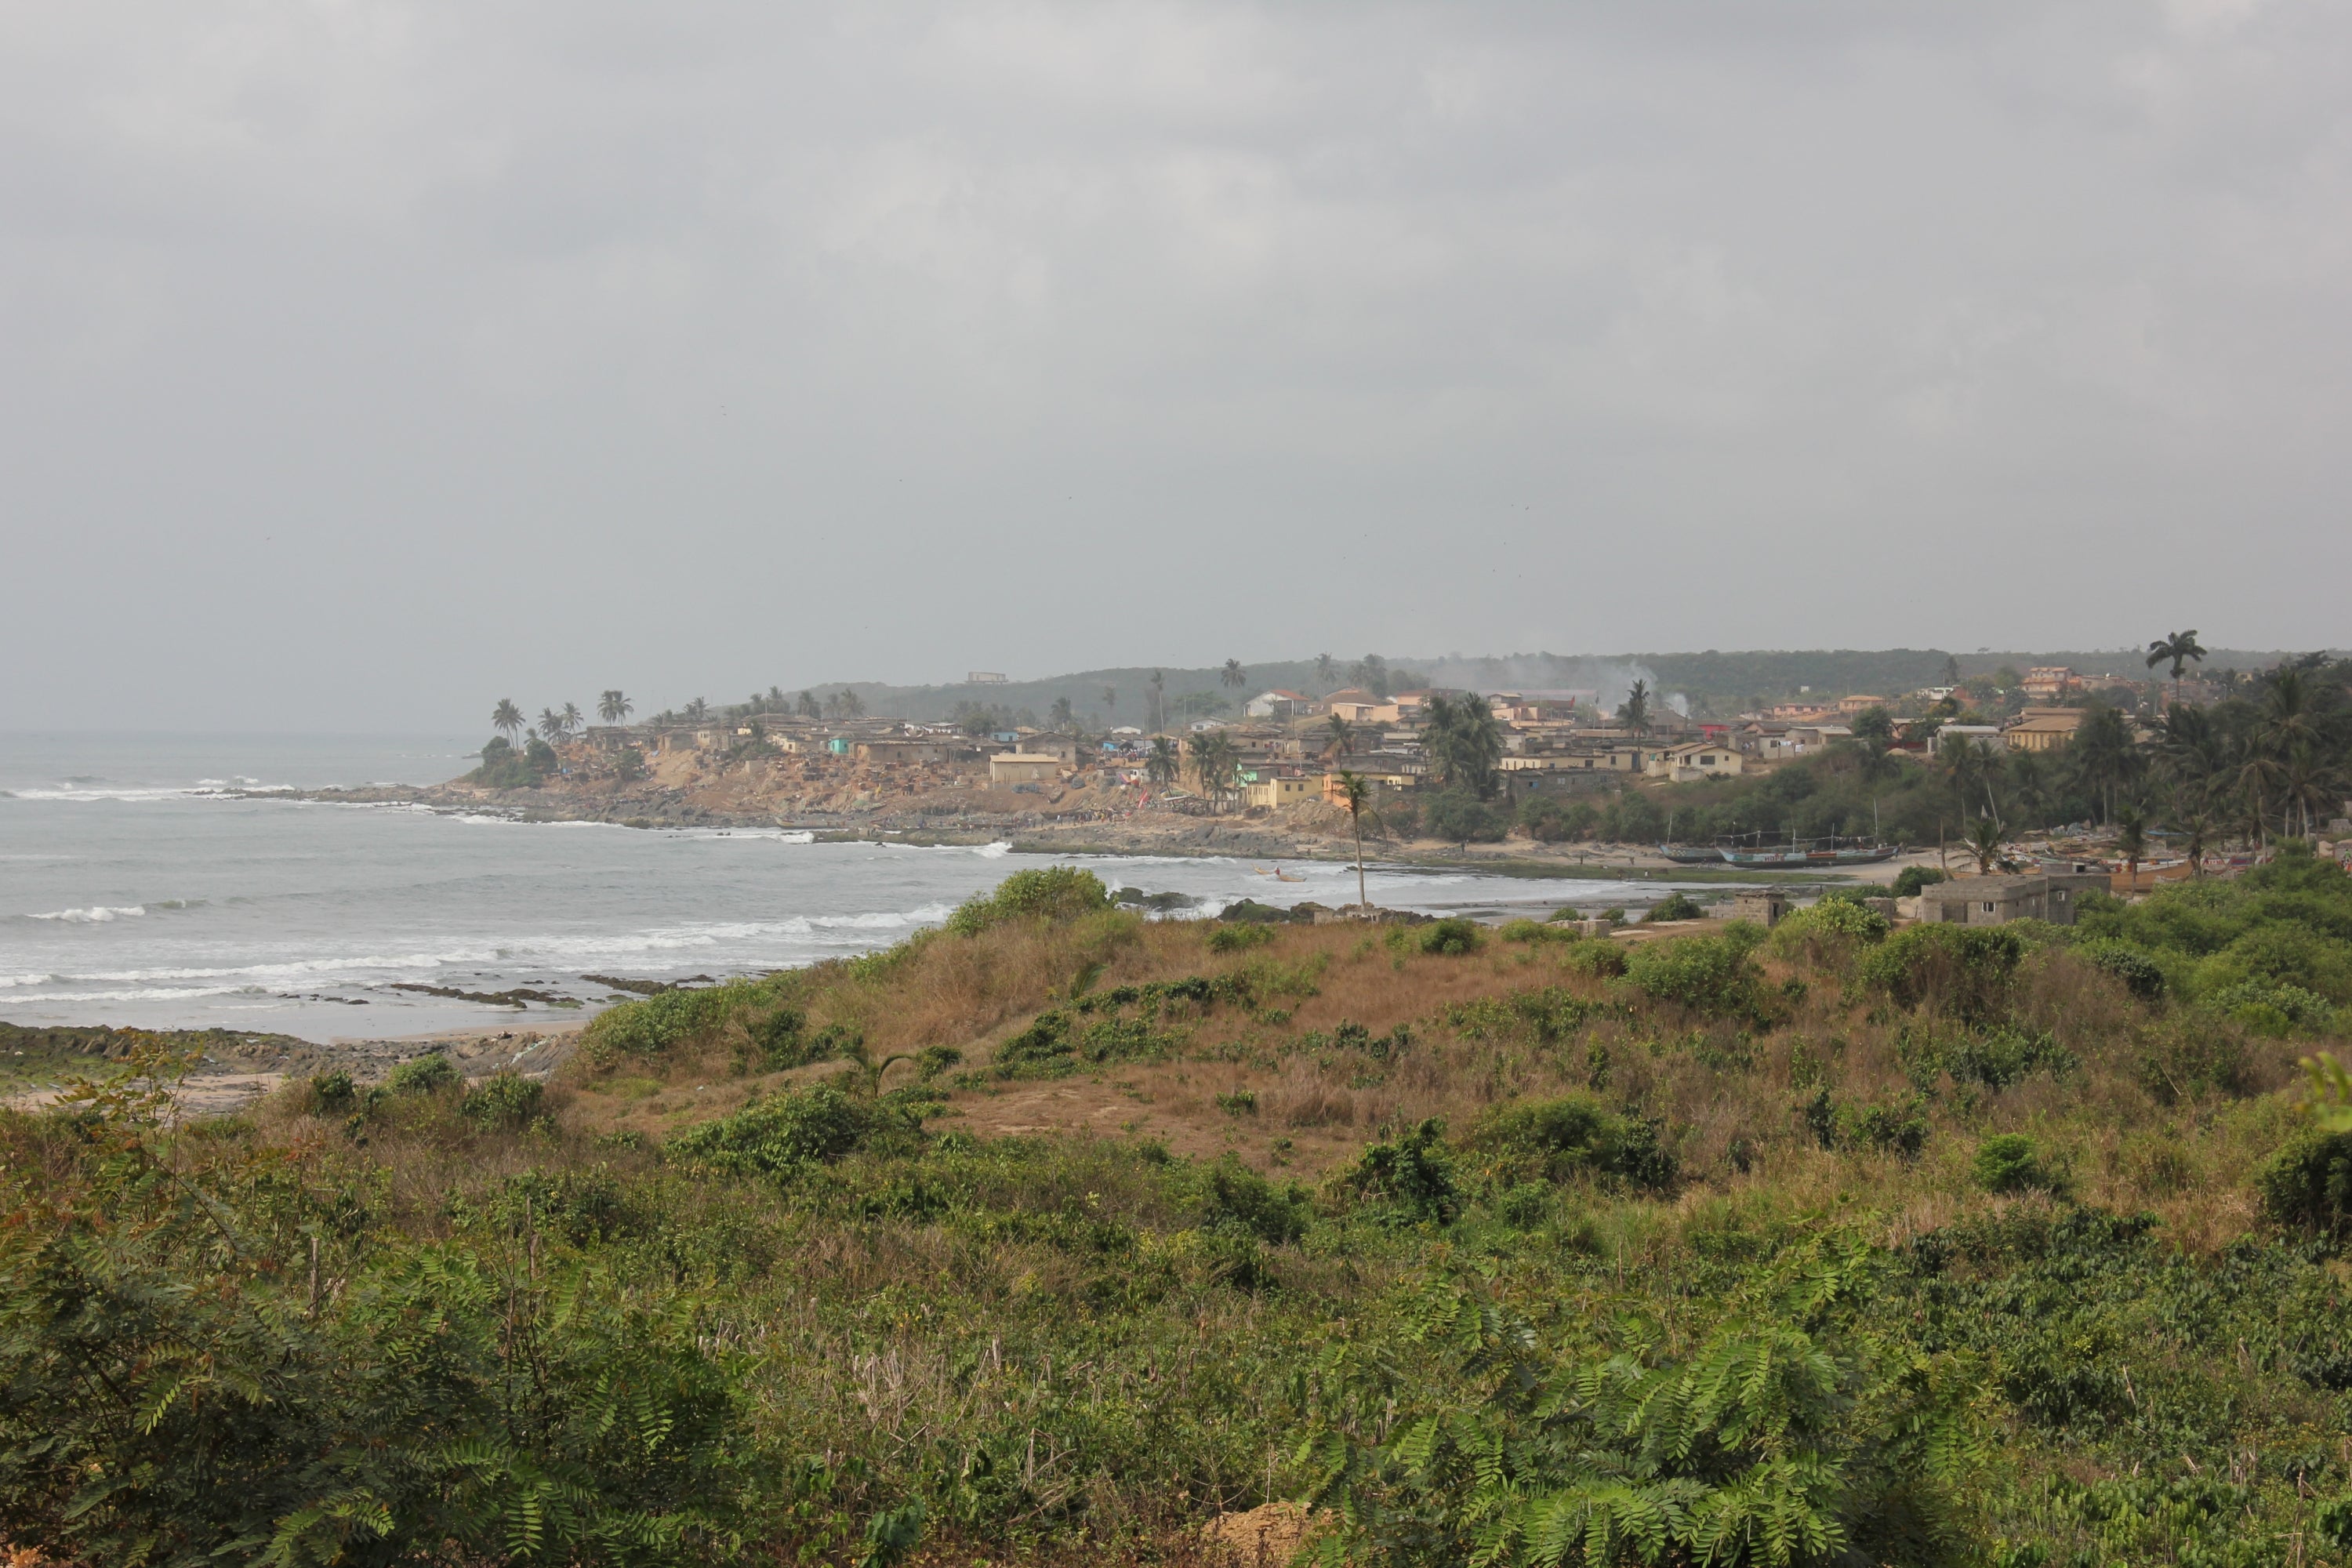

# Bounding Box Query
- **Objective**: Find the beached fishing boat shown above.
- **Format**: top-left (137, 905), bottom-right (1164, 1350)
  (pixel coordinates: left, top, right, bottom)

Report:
top-left (1717, 829), bottom-right (1896, 868)
top-left (1717, 843), bottom-right (1897, 867)
top-left (1657, 844), bottom-right (1726, 864)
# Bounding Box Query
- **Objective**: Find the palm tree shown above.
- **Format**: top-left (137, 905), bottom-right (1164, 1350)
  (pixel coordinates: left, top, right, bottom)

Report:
top-left (1965, 814), bottom-right (2010, 875)
top-left (2281, 742), bottom-right (2339, 841)
top-left (1314, 653), bottom-right (1337, 692)
top-left (537, 707), bottom-right (565, 743)
top-left (1149, 670), bottom-right (1166, 733)
top-left (1050, 695), bottom-right (1074, 731)
top-left (1334, 771), bottom-right (1381, 910)
top-left (829, 688), bottom-right (864, 720)
top-left (561, 702), bottom-right (583, 736)
top-left (2144, 630), bottom-right (2208, 707)
top-left (1188, 731), bottom-right (1237, 810)
top-left (1325, 713), bottom-right (1354, 760)
top-left (1102, 685), bottom-right (1116, 713)
top-left (1145, 736), bottom-right (1180, 788)
top-left (1221, 659), bottom-right (1247, 691)
top-left (598, 690), bottom-right (633, 724)
top-left (1617, 680), bottom-right (1650, 738)
top-left (798, 691), bottom-right (822, 720)
top-left (2115, 803), bottom-right (2148, 888)
top-left (684, 697), bottom-right (709, 724)
top-left (490, 699), bottom-right (524, 745)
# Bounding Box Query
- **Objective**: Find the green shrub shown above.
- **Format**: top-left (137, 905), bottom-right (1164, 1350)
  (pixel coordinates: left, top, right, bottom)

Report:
top-left (1563, 942), bottom-right (1628, 979)
top-left (307, 1070), bottom-right (356, 1113)
top-left (1899, 1021), bottom-right (2072, 1091)
top-left (1646, 891), bottom-right (1705, 922)
top-left (459, 1072), bottom-right (545, 1131)
top-left (2201, 978), bottom-right (2338, 1036)
top-left (1423, 791), bottom-right (1508, 846)
top-left (1206, 923), bottom-right (1275, 953)
top-left (1773, 898), bottom-right (1891, 950)
top-left (1892, 866), bottom-right (1949, 898)
top-left (1441, 987), bottom-right (1591, 1044)
top-left (1857, 924), bottom-right (2027, 1024)
top-left (1519, 796), bottom-right (1596, 844)
top-left (1841, 1096), bottom-right (1930, 1158)
top-left (1336, 1120), bottom-right (1460, 1224)
top-left (1417, 918), bottom-right (1484, 956)
top-left (387, 1053), bottom-right (459, 1095)
top-left (666, 1083), bottom-right (919, 1178)
top-left (1462, 1094), bottom-right (1676, 1192)
top-left (2256, 1131), bottom-right (2352, 1235)
top-left (1974, 1133), bottom-right (2059, 1194)
top-left (1217, 898), bottom-right (1295, 925)
top-left (1198, 1157), bottom-right (1309, 1245)
top-left (470, 735), bottom-right (559, 789)
top-left (581, 982), bottom-right (743, 1063)
top-left (2132, 1018), bottom-right (2251, 1103)
top-left (2081, 942), bottom-right (2167, 1001)
top-left (945, 867), bottom-right (1113, 937)
top-left (1499, 917), bottom-right (1577, 944)
top-left (1619, 929), bottom-right (1767, 1020)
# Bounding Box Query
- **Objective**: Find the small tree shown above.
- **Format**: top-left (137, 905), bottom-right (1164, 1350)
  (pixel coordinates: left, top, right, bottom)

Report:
top-left (1325, 713), bottom-right (1354, 760)
top-left (2116, 802), bottom-right (2148, 887)
top-left (1617, 679), bottom-right (1650, 738)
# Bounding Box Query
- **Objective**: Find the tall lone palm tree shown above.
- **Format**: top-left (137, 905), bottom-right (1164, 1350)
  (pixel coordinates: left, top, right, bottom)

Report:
top-left (1102, 685), bottom-right (1116, 713)
top-left (1145, 736), bottom-right (1180, 788)
top-left (1314, 653), bottom-right (1337, 692)
top-left (1149, 670), bottom-right (1166, 734)
top-left (1325, 713), bottom-right (1354, 760)
top-left (2144, 630), bottom-right (2208, 708)
top-left (598, 690), bottom-right (633, 724)
top-left (561, 702), bottom-right (583, 736)
top-left (1334, 771), bottom-right (1380, 910)
top-left (1221, 659), bottom-right (1247, 691)
top-left (491, 699), bottom-right (524, 745)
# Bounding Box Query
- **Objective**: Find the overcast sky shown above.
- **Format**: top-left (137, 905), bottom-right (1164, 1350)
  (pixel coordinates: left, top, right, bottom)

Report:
top-left (3, 2), bottom-right (2346, 730)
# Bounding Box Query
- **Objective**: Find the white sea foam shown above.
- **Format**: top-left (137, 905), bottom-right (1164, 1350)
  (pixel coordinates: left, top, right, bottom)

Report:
top-left (24, 905), bottom-right (145, 923)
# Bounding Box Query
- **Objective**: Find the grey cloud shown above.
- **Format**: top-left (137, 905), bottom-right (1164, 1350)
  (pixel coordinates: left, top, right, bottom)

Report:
top-left (2, 2), bottom-right (2347, 729)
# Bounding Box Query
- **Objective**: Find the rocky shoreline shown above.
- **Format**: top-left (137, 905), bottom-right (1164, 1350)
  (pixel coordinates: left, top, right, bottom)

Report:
top-left (242, 780), bottom-right (1871, 883)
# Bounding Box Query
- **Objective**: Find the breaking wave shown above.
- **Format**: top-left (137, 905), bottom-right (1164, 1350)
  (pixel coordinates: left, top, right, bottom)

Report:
top-left (24, 905), bottom-right (145, 923)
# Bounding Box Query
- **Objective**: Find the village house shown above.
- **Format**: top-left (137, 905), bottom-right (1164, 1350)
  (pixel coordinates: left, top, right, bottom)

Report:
top-left (853, 739), bottom-right (955, 766)
top-left (1320, 688), bottom-right (1383, 723)
top-left (1243, 689), bottom-right (1314, 719)
top-left (2002, 708), bottom-right (2085, 752)
top-left (1243, 774), bottom-right (1323, 809)
top-left (1835, 695), bottom-right (1890, 716)
top-left (2020, 666), bottom-right (2079, 702)
top-left (1322, 767), bottom-right (1416, 801)
top-left (987, 753), bottom-right (1063, 786)
top-left (1643, 740), bottom-right (1745, 781)
top-left (1917, 869), bottom-right (2107, 927)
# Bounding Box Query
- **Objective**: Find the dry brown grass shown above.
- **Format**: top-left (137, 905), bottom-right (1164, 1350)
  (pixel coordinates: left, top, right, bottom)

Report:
top-left (529, 914), bottom-right (2319, 1247)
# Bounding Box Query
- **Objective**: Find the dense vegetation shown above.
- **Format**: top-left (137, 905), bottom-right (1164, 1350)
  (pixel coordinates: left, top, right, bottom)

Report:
top-left (1510, 656), bottom-right (2352, 855)
top-left (12, 859), bottom-right (2352, 1564)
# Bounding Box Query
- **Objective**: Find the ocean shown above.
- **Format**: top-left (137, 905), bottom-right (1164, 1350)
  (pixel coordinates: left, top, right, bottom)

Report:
top-left (1, 734), bottom-right (1673, 1042)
